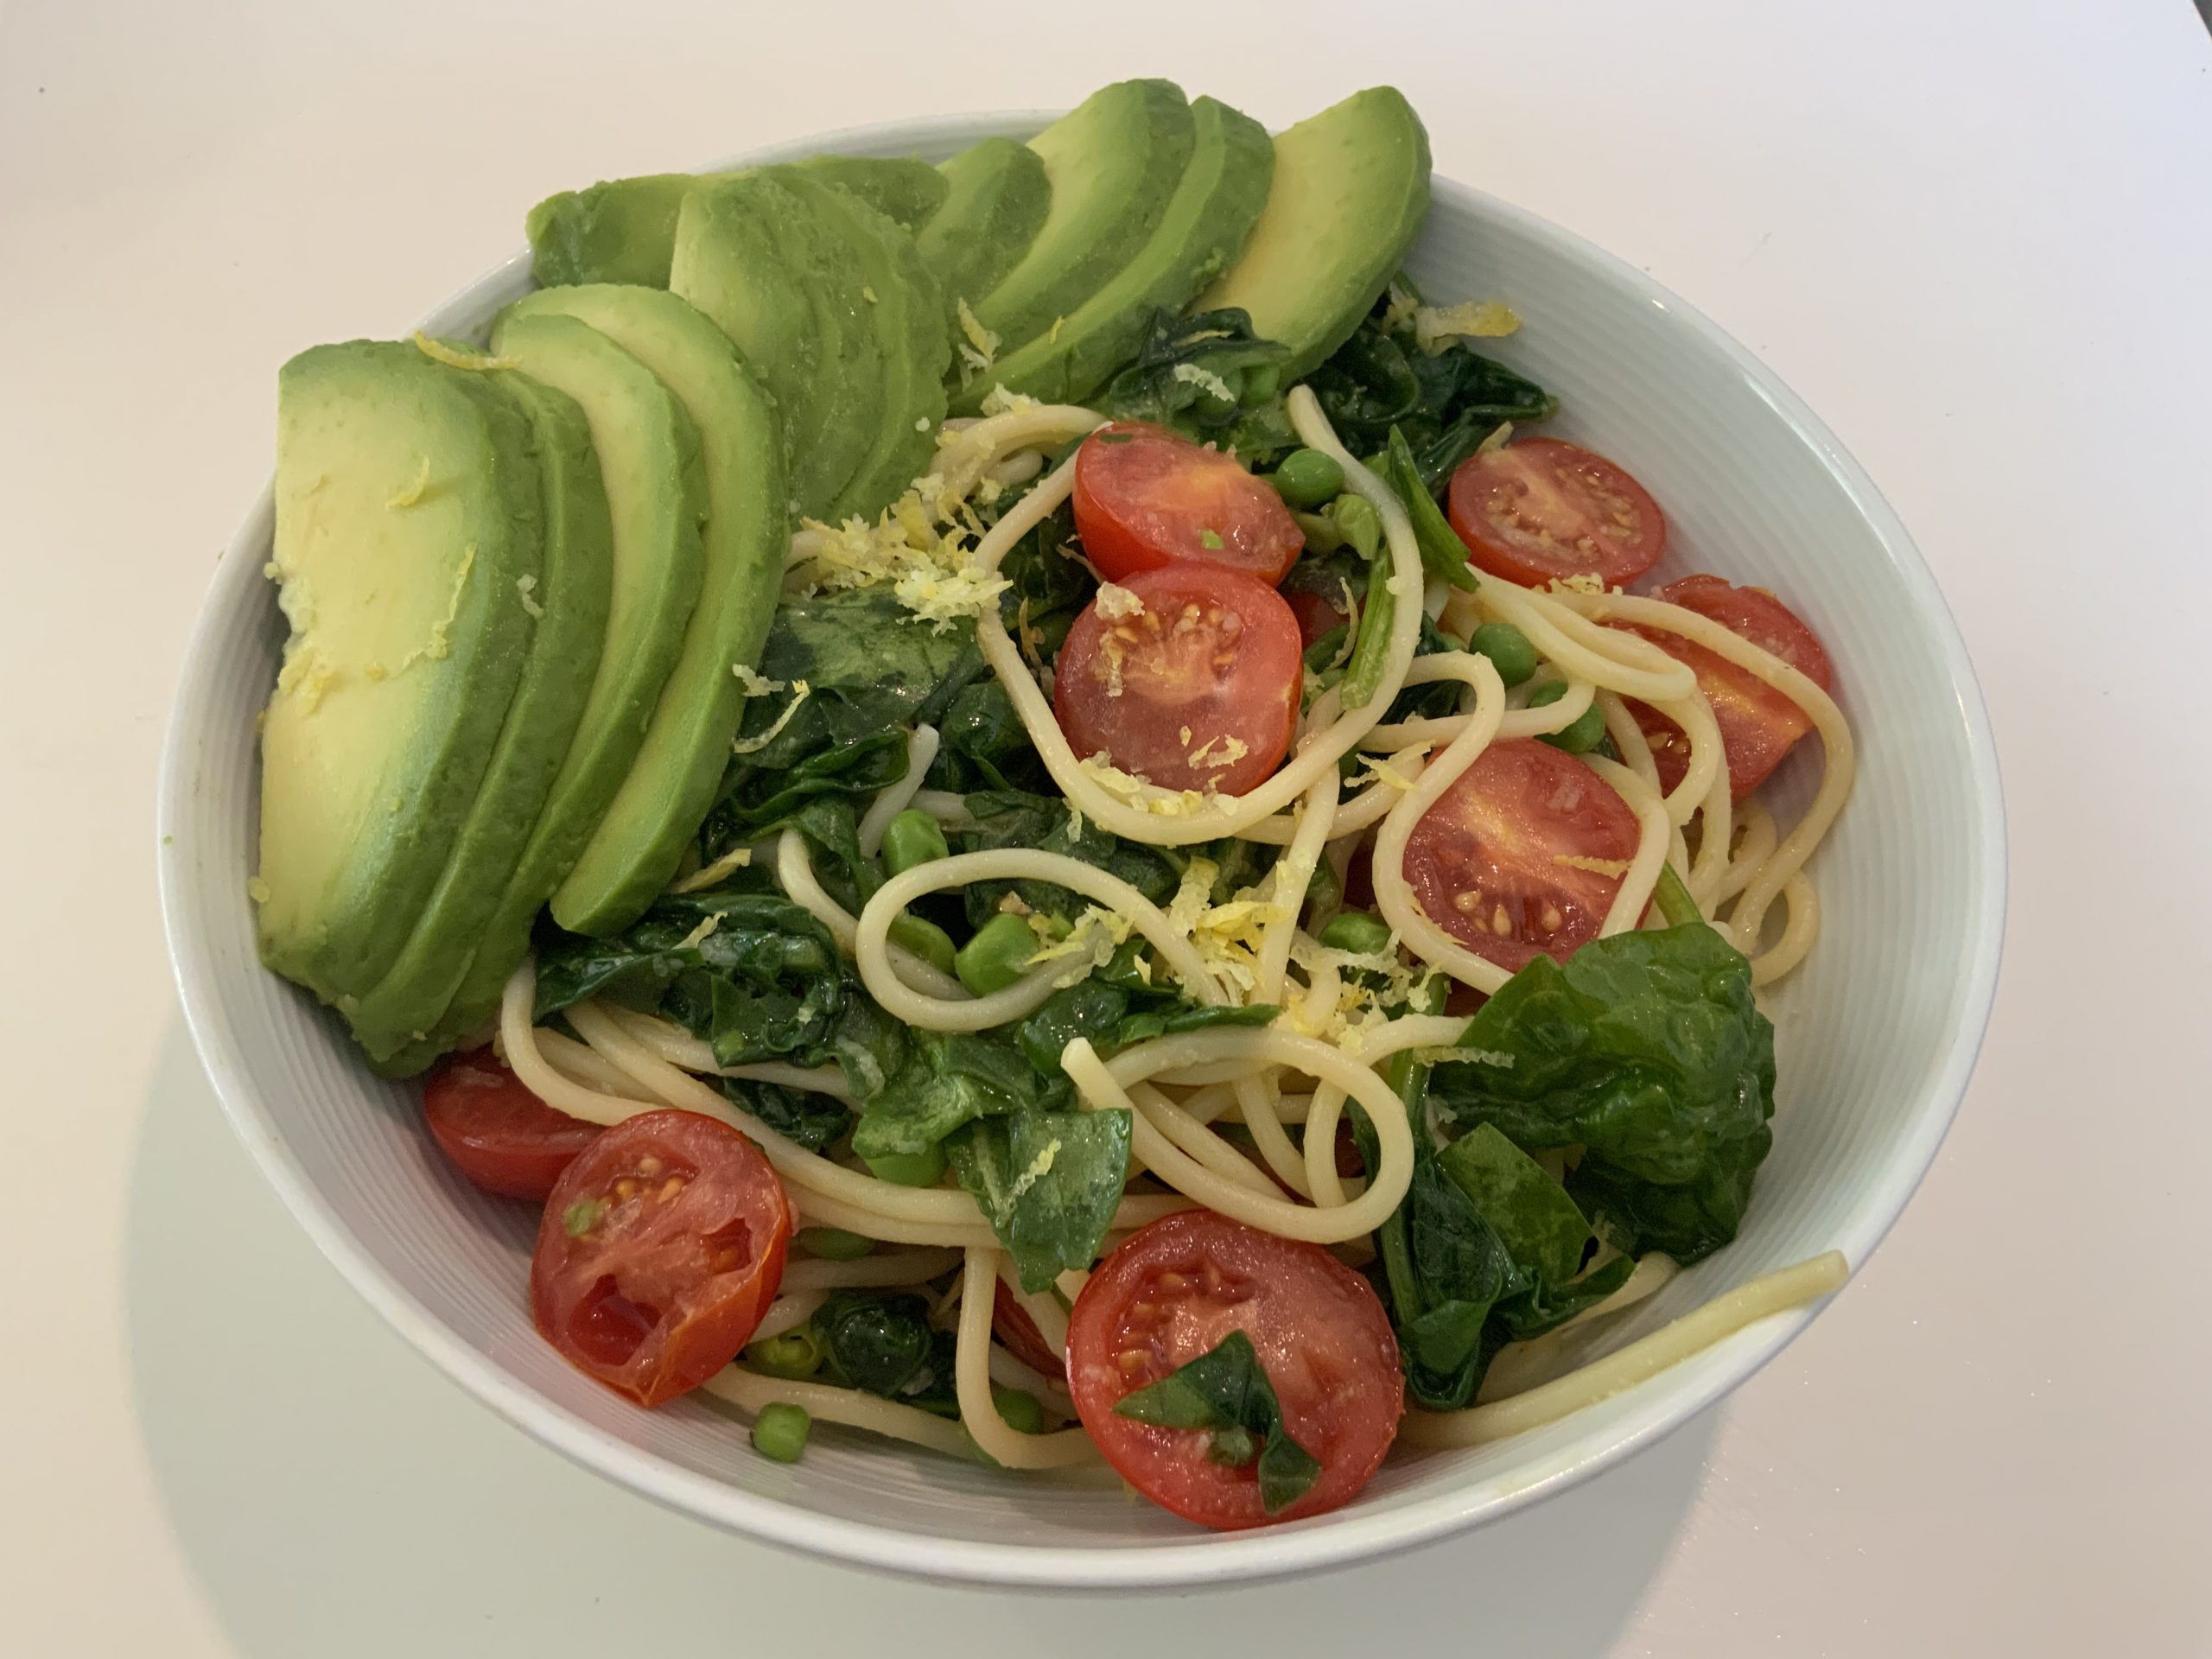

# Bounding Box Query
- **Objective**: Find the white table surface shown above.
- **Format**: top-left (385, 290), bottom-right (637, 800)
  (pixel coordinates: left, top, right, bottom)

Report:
top-left (8, 1), bottom-right (2211, 1652)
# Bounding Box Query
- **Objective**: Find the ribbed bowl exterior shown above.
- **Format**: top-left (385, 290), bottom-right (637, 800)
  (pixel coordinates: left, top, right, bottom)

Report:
top-left (156, 112), bottom-right (2004, 1589)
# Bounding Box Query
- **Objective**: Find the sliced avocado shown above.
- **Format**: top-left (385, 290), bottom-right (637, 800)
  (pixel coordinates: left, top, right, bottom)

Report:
top-left (965, 80), bottom-right (1196, 367)
top-left (255, 343), bottom-right (544, 1007)
top-left (526, 157), bottom-right (947, 289)
top-left (799, 156), bottom-right (948, 232)
top-left (976, 96), bottom-right (1272, 408)
top-left (378, 311), bottom-right (716, 1068)
top-left (503, 285), bottom-right (791, 935)
top-left (1196, 87), bottom-right (1432, 380)
top-left (811, 182), bottom-right (951, 526)
top-left (526, 173), bottom-right (693, 288)
top-left (913, 137), bottom-right (1049, 322)
top-left (671, 171), bottom-right (876, 517)
top-left (347, 370), bottom-right (613, 1062)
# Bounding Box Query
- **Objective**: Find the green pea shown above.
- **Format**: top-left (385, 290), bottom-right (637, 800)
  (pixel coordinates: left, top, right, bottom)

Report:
top-left (1268, 448), bottom-right (1346, 511)
top-left (1525, 678), bottom-right (1569, 709)
top-left (956, 912), bottom-right (1039, 996)
top-left (797, 1226), bottom-right (874, 1262)
top-left (889, 911), bottom-right (957, 974)
top-left (751, 1401), bottom-right (812, 1463)
top-left (861, 1142), bottom-right (947, 1186)
top-left (1541, 702), bottom-right (1608, 754)
top-left (1243, 364), bottom-right (1282, 404)
top-left (992, 1385), bottom-right (1047, 1435)
top-left (1331, 493), bottom-right (1382, 559)
top-left (1304, 855), bottom-right (1343, 915)
top-left (1470, 621), bottom-right (1540, 688)
top-left (882, 808), bottom-right (949, 876)
top-left (1317, 911), bottom-right (1394, 955)
top-left (745, 1328), bottom-right (823, 1381)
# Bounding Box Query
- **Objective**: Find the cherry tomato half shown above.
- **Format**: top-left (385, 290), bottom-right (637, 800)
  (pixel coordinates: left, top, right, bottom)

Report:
top-left (1625, 575), bottom-right (1837, 798)
top-left (1447, 436), bottom-right (1666, 587)
top-left (1067, 1210), bottom-right (1402, 1530)
top-left (423, 1051), bottom-right (601, 1201)
top-left (1402, 737), bottom-right (1643, 972)
top-left (1073, 422), bottom-right (1304, 585)
top-left (531, 1109), bottom-right (791, 1408)
top-left (1054, 563), bottom-right (1301, 797)
top-left (993, 1280), bottom-right (1066, 1382)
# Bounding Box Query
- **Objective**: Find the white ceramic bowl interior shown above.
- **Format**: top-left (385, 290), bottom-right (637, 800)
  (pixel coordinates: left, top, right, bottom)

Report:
top-left (157, 111), bottom-right (2005, 1589)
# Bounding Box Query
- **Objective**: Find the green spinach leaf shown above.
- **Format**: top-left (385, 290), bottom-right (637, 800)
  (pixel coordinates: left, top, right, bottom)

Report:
top-left (1428, 925), bottom-right (1777, 1264)
top-left (1112, 1330), bottom-right (1322, 1514)
top-left (1099, 308), bottom-right (1296, 460)
top-left (811, 1291), bottom-right (960, 1416)
top-left (948, 1107), bottom-right (1132, 1292)
top-left (851, 1029), bottom-right (1069, 1160)
top-left (950, 789), bottom-right (1181, 927)
top-left (718, 1076), bottom-right (850, 1154)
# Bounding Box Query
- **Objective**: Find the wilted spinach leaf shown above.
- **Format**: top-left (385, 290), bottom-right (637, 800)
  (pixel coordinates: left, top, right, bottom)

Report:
top-left (1112, 1330), bottom-right (1322, 1514)
top-left (851, 1029), bottom-right (1069, 1160)
top-left (702, 586), bottom-right (973, 853)
top-left (718, 1076), bottom-right (849, 1154)
top-left (950, 789), bottom-right (1181, 926)
top-left (949, 1107), bottom-right (1131, 1292)
top-left (1428, 925), bottom-right (1777, 1264)
top-left (1100, 308), bottom-right (1296, 459)
top-left (811, 1291), bottom-right (960, 1416)
top-left (1308, 297), bottom-right (1556, 488)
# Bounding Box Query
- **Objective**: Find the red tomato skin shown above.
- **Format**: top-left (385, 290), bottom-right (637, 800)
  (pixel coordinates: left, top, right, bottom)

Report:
top-left (1285, 587), bottom-right (1350, 651)
top-left (992, 1281), bottom-right (1067, 1382)
top-left (1073, 422), bottom-right (1304, 585)
top-left (1446, 436), bottom-right (1666, 588)
top-left (1402, 738), bottom-right (1643, 973)
top-left (1626, 575), bottom-right (1836, 798)
top-left (423, 1052), bottom-right (601, 1200)
top-left (1067, 1210), bottom-right (1402, 1530)
top-left (531, 1110), bottom-right (791, 1408)
top-left (1054, 562), bottom-right (1302, 797)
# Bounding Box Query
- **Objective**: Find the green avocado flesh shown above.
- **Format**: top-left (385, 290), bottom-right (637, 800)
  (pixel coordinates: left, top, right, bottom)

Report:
top-left (255, 342), bottom-right (545, 1008)
top-left (1197, 86), bottom-right (1432, 380)
top-left (374, 311), bottom-right (715, 1068)
top-left (914, 137), bottom-right (1049, 325)
top-left (348, 371), bottom-right (613, 1063)
top-left (671, 170), bottom-right (872, 517)
top-left (961, 80), bottom-right (1196, 386)
top-left (976, 95), bottom-right (1271, 408)
top-left (526, 156), bottom-right (948, 289)
top-left (811, 183), bottom-right (950, 525)
top-left (505, 285), bottom-right (791, 937)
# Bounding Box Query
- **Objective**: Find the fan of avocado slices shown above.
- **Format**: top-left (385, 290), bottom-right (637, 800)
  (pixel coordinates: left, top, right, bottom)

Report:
top-left (250, 80), bottom-right (1451, 1075)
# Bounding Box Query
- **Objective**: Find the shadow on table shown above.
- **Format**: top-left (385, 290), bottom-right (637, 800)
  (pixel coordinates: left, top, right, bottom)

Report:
top-left (127, 1014), bottom-right (1715, 1657)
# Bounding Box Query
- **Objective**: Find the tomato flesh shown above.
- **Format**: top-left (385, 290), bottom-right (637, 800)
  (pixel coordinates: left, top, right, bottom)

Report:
top-left (1067, 1210), bottom-right (1402, 1529)
top-left (1073, 422), bottom-right (1304, 585)
top-left (1625, 575), bottom-right (1836, 798)
top-left (1403, 738), bottom-right (1643, 972)
top-left (423, 1052), bottom-right (601, 1201)
top-left (1447, 436), bottom-right (1666, 587)
top-left (1054, 563), bottom-right (1301, 797)
top-left (531, 1109), bottom-right (791, 1408)
top-left (992, 1280), bottom-right (1066, 1382)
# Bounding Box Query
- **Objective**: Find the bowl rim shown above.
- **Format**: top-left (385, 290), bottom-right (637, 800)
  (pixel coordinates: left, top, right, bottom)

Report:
top-left (156, 106), bottom-right (2007, 1590)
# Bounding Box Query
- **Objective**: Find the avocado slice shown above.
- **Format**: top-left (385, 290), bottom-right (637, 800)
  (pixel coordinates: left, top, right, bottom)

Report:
top-left (1196, 87), bottom-right (1432, 380)
top-left (799, 156), bottom-right (948, 232)
top-left (976, 96), bottom-right (1272, 408)
top-left (963, 80), bottom-right (1196, 372)
top-left (671, 170), bottom-right (878, 518)
top-left (346, 370), bottom-right (613, 1062)
top-left (913, 137), bottom-right (1049, 324)
top-left (813, 183), bottom-right (951, 526)
top-left (503, 285), bottom-right (791, 936)
top-left (527, 156), bottom-right (947, 289)
top-left (255, 343), bottom-right (545, 1007)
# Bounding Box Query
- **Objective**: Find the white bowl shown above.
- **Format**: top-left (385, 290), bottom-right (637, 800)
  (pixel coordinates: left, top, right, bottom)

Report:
top-left (156, 111), bottom-right (2005, 1589)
